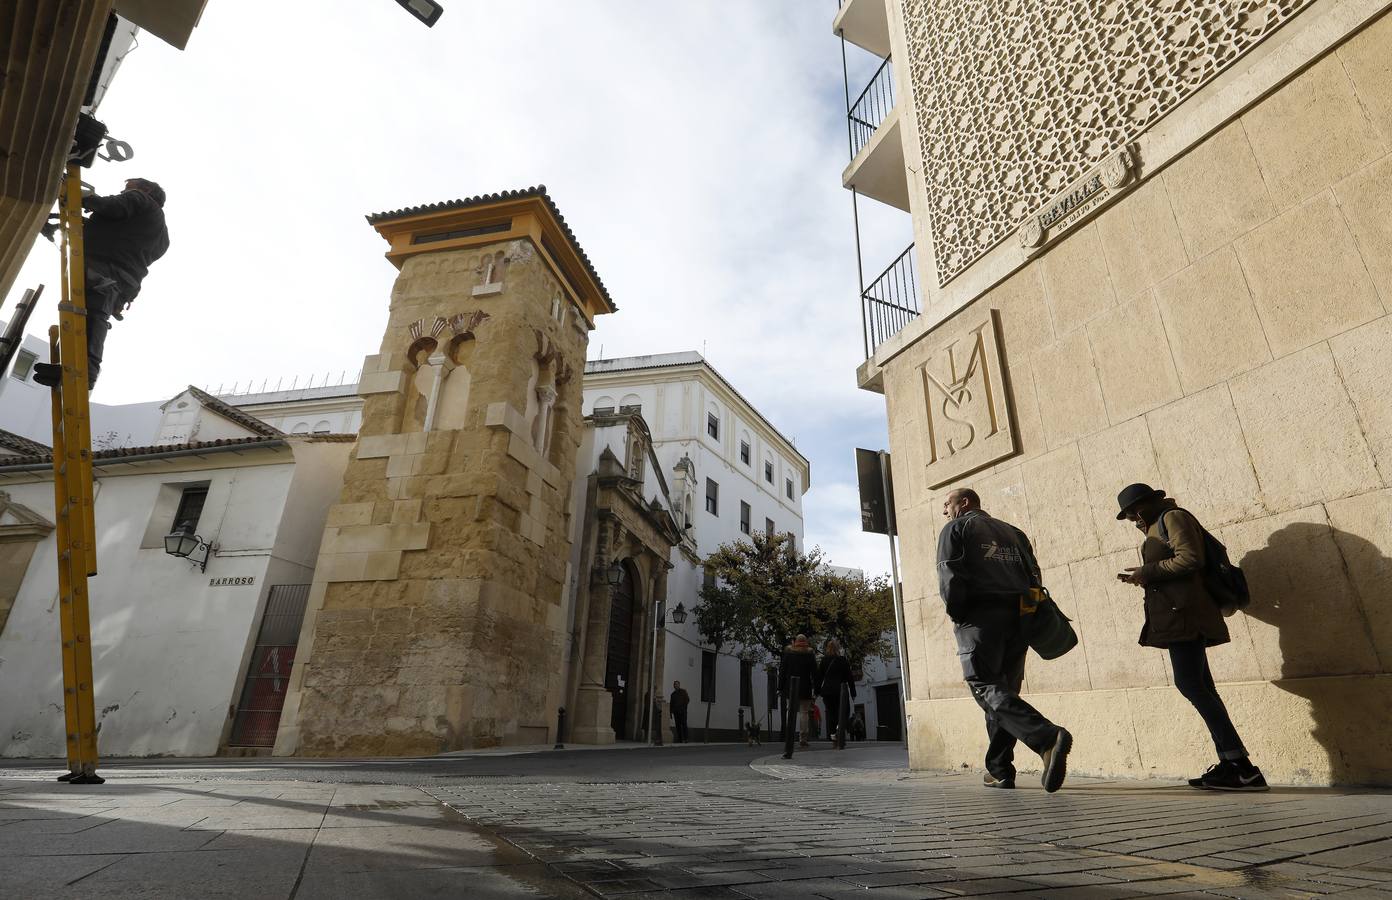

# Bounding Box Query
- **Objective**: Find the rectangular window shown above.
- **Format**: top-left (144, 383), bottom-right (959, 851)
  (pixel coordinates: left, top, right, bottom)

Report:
top-left (766, 668), bottom-right (779, 710)
top-left (172, 486), bottom-right (209, 534)
top-left (700, 651), bottom-right (717, 703)
top-left (705, 477), bottom-right (719, 516)
top-left (707, 413), bottom-right (720, 440)
top-left (739, 501), bottom-right (751, 535)
top-left (740, 441), bottom-right (750, 465)
top-left (786, 477), bottom-right (794, 500)
top-left (765, 517), bottom-right (775, 537)
top-left (764, 461), bottom-right (773, 483)
top-left (740, 660), bottom-right (753, 708)
top-left (10, 349), bottom-right (37, 381)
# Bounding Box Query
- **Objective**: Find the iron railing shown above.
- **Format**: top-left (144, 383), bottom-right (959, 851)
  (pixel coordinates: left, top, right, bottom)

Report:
top-left (228, 584), bottom-right (310, 747)
top-left (862, 244), bottom-right (920, 358)
top-left (848, 55), bottom-right (894, 159)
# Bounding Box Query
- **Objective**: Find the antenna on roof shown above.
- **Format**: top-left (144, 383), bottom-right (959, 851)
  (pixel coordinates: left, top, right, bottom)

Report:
top-left (274, 377), bottom-right (282, 392)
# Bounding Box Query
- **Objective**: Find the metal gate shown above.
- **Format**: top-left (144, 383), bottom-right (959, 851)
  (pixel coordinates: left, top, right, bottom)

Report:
top-left (228, 584), bottom-right (309, 747)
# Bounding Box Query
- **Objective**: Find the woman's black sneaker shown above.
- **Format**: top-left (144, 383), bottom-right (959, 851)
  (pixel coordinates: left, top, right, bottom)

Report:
top-left (1200, 761), bottom-right (1269, 791)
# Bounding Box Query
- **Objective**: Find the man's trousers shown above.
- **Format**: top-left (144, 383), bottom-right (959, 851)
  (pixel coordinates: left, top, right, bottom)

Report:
top-left (953, 598), bottom-right (1060, 780)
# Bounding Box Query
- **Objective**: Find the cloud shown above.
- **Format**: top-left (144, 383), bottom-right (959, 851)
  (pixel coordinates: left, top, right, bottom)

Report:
top-left (3, 0), bottom-right (911, 574)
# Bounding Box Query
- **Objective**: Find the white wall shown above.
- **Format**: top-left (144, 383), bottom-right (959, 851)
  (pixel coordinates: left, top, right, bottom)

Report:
top-left (0, 451), bottom-right (338, 758)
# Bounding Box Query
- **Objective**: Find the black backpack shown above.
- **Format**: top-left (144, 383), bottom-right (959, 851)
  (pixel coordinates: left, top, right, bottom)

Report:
top-left (1157, 508), bottom-right (1250, 616)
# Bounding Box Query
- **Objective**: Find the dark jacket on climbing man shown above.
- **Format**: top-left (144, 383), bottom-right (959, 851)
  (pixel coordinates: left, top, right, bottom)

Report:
top-left (935, 509), bottom-right (1041, 623)
top-left (82, 189), bottom-right (169, 294)
top-left (669, 687), bottom-right (689, 713)
top-left (1137, 500), bottom-right (1230, 649)
top-left (780, 642), bottom-right (817, 701)
top-left (816, 655), bottom-right (856, 701)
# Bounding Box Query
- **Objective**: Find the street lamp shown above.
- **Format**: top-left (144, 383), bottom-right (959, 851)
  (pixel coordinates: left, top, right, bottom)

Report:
top-left (163, 532), bottom-right (213, 572)
top-left (394, 0), bottom-right (444, 26)
top-left (670, 602), bottom-right (688, 625)
top-left (606, 561), bottom-right (624, 586)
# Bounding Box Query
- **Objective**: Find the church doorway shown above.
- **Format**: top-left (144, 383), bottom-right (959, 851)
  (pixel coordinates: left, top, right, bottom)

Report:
top-left (605, 561), bottom-right (636, 739)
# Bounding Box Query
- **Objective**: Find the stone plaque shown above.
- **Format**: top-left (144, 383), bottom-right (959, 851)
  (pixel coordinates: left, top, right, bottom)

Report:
top-left (917, 309), bottom-right (1016, 488)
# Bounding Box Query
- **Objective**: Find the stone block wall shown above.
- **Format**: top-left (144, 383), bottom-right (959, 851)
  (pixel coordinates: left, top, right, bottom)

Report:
top-left (276, 237), bottom-right (589, 756)
top-left (885, 12), bottom-right (1392, 785)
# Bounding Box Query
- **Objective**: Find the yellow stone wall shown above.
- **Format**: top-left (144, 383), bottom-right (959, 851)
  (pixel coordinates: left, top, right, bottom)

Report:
top-left (275, 237), bottom-right (589, 756)
top-left (886, 13), bottom-right (1392, 786)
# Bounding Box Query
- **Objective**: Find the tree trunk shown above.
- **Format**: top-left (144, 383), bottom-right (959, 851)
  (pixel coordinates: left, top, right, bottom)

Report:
top-left (704, 700), bottom-right (712, 743)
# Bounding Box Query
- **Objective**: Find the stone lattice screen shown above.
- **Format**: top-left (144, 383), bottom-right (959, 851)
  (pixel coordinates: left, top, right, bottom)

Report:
top-left (903, 0), bottom-right (1314, 285)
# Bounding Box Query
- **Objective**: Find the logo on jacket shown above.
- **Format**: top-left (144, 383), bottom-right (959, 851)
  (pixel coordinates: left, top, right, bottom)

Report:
top-left (981, 541), bottom-right (1022, 564)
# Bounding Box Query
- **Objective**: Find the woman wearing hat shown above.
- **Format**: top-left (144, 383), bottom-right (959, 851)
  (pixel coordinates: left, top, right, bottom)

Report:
top-left (1115, 483), bottom-right (1267, 792)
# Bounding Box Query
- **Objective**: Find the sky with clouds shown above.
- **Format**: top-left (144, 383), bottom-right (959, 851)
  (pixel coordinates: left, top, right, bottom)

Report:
top-left (4, 0), bottom-right (915, 577)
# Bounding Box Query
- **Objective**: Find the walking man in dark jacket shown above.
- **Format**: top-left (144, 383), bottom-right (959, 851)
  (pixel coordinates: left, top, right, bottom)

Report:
top-left (937, 488), bottom-right (1073, 792)
top-left (34, 178), bottom-right (169, 390)
top-left (1115, 483), bottom-right (1267, 791)
top-left (669, 681), bottom-right (690, 744)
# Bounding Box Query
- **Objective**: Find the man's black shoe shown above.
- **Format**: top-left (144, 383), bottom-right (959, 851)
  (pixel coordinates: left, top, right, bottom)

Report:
top-left (31, 362), bottom-right (62, 388)
top-left (1040, 728), bottom-right (1072, 793)
top-left (983, 772), bottom-right (1015, 789)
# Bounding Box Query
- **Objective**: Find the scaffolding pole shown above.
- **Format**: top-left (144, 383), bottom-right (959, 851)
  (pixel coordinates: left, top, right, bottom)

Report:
top-left (49, 163), bottom-right (101, 784)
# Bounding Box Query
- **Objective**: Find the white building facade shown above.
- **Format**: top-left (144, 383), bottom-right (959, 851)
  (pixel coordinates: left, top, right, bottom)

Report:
top-left (583, 353), bottom-right (810, 741)
top-left (0, 390), bottom-right (351, 758)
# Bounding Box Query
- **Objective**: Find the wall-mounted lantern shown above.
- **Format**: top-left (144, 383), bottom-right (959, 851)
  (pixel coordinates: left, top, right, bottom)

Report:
top-left (164, 532), bottom-right (214, 572)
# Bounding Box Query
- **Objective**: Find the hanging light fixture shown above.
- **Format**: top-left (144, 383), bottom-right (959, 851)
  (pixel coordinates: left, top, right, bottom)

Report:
top-left (163, 532), bottom-right (214, 572)
top-left (670, 602), bottom-right (688, 624)
top-left (606, 561), bottom-right (624, 586)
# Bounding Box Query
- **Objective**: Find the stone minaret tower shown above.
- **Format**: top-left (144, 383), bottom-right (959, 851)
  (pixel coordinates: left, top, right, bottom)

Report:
top-left (275, 187), bottom-right (614, 755)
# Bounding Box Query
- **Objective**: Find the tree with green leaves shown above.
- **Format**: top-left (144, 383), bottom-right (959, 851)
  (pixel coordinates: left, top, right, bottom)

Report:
top-left (698, 531), bottom-right (897, 674)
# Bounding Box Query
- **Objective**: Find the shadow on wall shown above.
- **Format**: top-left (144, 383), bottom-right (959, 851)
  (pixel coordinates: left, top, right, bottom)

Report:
top-left (1238, 522), bottom-right (1392, 785)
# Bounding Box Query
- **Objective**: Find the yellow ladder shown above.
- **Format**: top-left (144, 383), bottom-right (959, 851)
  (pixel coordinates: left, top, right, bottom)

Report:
top-left (48, 163), bottom-right (101, 784)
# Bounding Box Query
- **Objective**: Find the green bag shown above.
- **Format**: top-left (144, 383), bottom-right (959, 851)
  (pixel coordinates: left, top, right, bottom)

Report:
top-left (1023, 588), bottom-right (1078, 660)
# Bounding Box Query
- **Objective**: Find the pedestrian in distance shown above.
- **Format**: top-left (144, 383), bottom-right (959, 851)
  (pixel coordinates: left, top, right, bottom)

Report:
top-left (1115, 483), bottom-right (1268, 791)
top-left (937, 487), bottom-right (1073, 792)
top-left (34, 178), bottom-right (170, 391)
top-left (780, 633), bottom-right (817, 754)
top-left (816, 639), bottom-right (856, 749)
top-left (851, 711), bottom-right (866, 742)
top-left (669, 680), bottom-right (690, 744)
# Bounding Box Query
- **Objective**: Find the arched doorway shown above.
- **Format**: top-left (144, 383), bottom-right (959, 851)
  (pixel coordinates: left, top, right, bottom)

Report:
top-left (604, 561), bottom-right (636, 739)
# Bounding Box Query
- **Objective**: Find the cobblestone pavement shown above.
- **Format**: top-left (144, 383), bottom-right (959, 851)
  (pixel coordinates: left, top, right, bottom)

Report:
top-left (1, 745), bottom-right (1390, 898)
top-left (428, 753), bottom-right (1392, 899)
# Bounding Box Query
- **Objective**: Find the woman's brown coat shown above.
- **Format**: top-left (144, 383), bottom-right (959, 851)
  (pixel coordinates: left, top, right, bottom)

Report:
top-left (1137, 500), bottom-right (1230, 649)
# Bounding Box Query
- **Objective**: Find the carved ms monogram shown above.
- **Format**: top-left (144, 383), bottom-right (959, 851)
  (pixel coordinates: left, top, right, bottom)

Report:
top-left (919, 321), bottom-right (1001, 463)
top-left (913, 310), bottom-right (1017, 489)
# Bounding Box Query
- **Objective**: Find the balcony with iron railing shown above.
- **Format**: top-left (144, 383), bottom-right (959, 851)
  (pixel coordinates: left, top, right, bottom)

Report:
top-left (861, 244), bottom-right (920, 359)
top-left (847, 56), bottom-right (894, 160)
top-left (840, 49), bottom-right (908, 212)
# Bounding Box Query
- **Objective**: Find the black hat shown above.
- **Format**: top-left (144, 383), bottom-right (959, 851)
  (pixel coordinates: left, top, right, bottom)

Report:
top-left (1115, 483), bottom-right (1165, 520)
